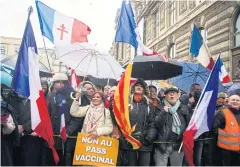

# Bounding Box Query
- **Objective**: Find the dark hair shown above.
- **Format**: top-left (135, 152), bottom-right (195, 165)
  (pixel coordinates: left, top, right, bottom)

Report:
top-left (148, 85), bottom-right (157, 91)
top-left (96, 85), bottom-right (104, 91)
top-left (190, 83), bottom-right (201, 92)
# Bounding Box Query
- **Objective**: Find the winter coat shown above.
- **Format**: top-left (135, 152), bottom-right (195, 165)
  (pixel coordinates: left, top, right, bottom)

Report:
top-left (70, 101), bottom-right (113, 136)
top-left (65, 94), bottom-right (90, 152)
top-left (48, 84), bottom-right (74, 149)
top-left (154, 103), bottom-right (191, 152)
top-left (10, 99), bottom-right (33, 135)
top-left (1, 98), bottom-right (19, 166)
top-left (119, 97), bottom-right (156, 152)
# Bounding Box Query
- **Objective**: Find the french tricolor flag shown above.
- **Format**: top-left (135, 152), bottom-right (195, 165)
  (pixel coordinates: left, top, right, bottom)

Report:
top-left (183, 56), bottom-right (221, 166)
top-left (190, 24), bottom-right (232, 86)
top-left (36, 1), bottom-right (91, 46)
top-left (12, 16), bottom-right (59, 164)
top-left (115, 0), bottom-right (168, 61)
top-left (190, 24), bottom-right (214, 70)
top-left (219, 58), bottom-right (232, 86)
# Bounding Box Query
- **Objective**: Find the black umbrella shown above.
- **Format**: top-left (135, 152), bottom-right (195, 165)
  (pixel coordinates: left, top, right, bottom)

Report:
top-left (1, 55), bottom-right (52, 77)
top-left (131, 56), bottom-right (183, 80)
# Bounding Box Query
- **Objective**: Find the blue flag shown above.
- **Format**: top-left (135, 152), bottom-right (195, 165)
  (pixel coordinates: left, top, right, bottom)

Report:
top-left (190, 24), bottom-right (203, 57)
top-left (115, 1), bottom-right (138, 49)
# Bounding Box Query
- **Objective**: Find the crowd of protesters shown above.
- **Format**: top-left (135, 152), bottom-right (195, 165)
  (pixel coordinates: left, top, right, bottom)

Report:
top-left (1, 72), bottom-right (240, 166)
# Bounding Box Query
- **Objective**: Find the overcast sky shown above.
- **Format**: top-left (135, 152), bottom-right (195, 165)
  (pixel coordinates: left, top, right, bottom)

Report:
top-left (0, 0), bottom-right (122, 51)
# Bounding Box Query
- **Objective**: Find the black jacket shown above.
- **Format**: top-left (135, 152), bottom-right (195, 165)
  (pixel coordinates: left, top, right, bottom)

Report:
top-left (154, 102), bottom-right (191, 151)
top-left (120, 97), bottom-right (156, 151)
top-left (9, 98), bottom-right (33, 135)
top-left (65, 94), bottom-right (91, 152)
top-left (1, 97), bottom-right (20, 166)
top-left (210, 107), bottom-right (240, 137)
top-left (48, 84), bottom-right (74, 149)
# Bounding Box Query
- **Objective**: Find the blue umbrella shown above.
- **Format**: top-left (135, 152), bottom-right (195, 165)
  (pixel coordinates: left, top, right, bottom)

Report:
top-left (170, 62), bottom-right (226, 94)
top-left (227, 82), bottom-right (240, 95)
top-left (1, 64), bottom-right (14, 88)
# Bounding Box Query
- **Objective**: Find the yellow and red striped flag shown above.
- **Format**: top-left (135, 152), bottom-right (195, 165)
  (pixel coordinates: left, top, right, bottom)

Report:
top-left (113, 63), bottom-right (142, 149)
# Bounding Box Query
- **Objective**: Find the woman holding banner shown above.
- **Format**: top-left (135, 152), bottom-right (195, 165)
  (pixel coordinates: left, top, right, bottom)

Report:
top-left (70, 92), bottom-right (113, 138)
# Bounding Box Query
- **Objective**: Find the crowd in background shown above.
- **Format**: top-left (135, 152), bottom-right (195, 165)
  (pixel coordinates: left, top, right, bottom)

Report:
top-left (1, 72), bottom-right (240, 166)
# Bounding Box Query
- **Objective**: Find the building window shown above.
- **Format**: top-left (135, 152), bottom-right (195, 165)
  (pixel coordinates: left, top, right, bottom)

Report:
top-left (143, 20), bottom-right (147, 44)
top-left (200, 28), bottom-right (208, 43)
top-left (169, 44), bottom-right (176, 58)
top-left (0, 45), bottom-right (6, 55)
top-left (160, 3), bottom-right (165, 30)
top-left (153, 12), bottom-right (159, 38)
top-left (189, 0), bottom-right (196, 10)
top-left (234, 12), bottom-right (240, 47)
top-left (146, 18), bottom-right (151, 40)
top-left (168, 0), bottom-right (176, 27)
top-left (15, 45), bottom-right (20, 54)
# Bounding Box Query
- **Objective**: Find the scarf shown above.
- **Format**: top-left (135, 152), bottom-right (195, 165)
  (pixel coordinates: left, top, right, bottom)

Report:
top-left (151, 98), bottom-right (159, 107)
top-left (163, 99), bottom-right (181, 135)
top-left (82, 103), bottom-right (105, 134)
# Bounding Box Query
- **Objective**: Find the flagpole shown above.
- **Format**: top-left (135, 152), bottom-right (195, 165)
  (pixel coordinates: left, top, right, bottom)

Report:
top-left (41, 36), bottom-right (52, 72)
top-left (29, 5), bottom-right (52, 72)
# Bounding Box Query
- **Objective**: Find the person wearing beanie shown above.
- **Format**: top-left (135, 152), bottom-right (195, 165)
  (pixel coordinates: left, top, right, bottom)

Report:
top-left (120, 78), bottom-right (156, 166)
top-left (154, 87), bottom-right (191, 166)
top-left (216, 92), bottom-right (228, 111)
top-left (47, 72), bottom-right (74, 165)
top-left (210, 92), bottom-right (240, 166)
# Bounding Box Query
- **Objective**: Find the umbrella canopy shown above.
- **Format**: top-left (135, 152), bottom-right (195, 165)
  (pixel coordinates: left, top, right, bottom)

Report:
top-left (170, 62), bottom-right (227, 93)
top-left (55, 43), bottom-right (124, 80)
top-left (1, 55), bottom-right (52, 77)
top-left (1, 64), bottom-right (14, 88)
top-left (228, 82), bottom-right (240, 95)
top-left (131, 56), bottom-right (182, 80)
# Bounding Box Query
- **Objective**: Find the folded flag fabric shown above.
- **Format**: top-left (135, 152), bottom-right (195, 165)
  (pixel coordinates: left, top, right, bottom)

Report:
top-left (113, 63), bottom-right (142, 149)
top-left (190, 24), bottom-right (214, 70)
top-left (12, 15), bottom-right (59, 164)
top-left (190, 24), bottom-right (232, 86)
top-left (115, 0), bottom-right (168, 61)
top-left (36, 1), bottom-right (91, 46)
top-left (183, 56), bottom-right (221, 166)
top-left (219, 58), bottom-right (232, 86)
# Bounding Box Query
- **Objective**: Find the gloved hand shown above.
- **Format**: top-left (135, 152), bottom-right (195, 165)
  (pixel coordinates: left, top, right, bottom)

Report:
top-left (142, 136), bottom-right (152, 146)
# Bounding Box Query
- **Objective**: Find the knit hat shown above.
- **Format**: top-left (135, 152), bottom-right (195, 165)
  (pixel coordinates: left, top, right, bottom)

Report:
top-left (52, 73), bottom-right (68, 81)
top-left (165, 87), bottom-right (179, 95)
top-left (217, 92), bottom-right (228, 99)
top-left (82, 81), bottom-right (95, 88)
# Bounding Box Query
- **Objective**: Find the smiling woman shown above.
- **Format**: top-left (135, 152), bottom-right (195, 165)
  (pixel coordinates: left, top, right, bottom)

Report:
top-left (70, 91), bottom-right (113, 138)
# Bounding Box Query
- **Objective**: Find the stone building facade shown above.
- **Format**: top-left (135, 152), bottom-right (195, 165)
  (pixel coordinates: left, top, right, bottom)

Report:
top-left (132, 0), bottom-right (240, 82)
top-left (0, 36), bottom-right (64, 72)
